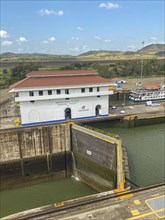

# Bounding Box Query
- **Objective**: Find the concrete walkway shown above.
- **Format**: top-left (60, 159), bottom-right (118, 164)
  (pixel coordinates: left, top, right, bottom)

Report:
top-left (109, 102), bottom-right (165, 118)
top-left (51, 185), bottom-right (165, 220)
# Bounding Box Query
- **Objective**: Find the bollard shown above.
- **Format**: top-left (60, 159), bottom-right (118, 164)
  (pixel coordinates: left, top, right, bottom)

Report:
top-left (15, 118), bottom-right (21, 126)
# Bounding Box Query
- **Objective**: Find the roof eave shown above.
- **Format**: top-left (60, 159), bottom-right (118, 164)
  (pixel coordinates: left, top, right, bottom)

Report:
top-left (9, 82), bottom-right (116, 92)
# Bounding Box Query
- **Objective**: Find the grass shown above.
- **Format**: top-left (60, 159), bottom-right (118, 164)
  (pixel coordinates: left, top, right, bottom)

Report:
top-left (121, 76), bottom-right (165, 90)
top-left (39, 66), bottom-right (61, 71)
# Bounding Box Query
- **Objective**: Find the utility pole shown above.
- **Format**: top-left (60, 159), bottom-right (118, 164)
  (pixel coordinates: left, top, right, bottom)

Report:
top-left (140, 41), bottom-right (145, 86)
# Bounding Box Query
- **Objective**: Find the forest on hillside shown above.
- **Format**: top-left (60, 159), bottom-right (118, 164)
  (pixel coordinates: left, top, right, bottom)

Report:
top-left (0, 59), bottom-right (164, 88)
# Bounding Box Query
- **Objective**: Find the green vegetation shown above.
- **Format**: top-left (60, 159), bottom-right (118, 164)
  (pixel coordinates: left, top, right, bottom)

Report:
top-left (0, 44), bottom-right (164, 88)
top-left (0, 59), bottom-right (164, 89)
top-left (78, 44), bottom-right (165, 60)
top-left (94, 59), bottom-right (165, 78)
top-left (0, 53), bottom-right (73, 61)
top-left (138, 44), bottom-right (165, 53)
top-left (58, 59), bottom-right (164, 78)
top-left (1, 44), bottom-right (164, 62)
top-left (0, 63), bottom-right (40, 88)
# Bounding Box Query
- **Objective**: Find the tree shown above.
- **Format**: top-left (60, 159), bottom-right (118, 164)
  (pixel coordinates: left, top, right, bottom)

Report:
top-left (10, 63), bottom-right (40, 84)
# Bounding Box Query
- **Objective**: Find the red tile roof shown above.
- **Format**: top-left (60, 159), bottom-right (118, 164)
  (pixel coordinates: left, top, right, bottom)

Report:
top-left (145, 84), bottom-right (161, 90)
top-left (8, 78), bottom-right (27, 91)
top-left (9, 75), bottom-right (112, 90)
top-left (112, 78), bottom-right (123, 81)
top-left (27, 70), bottom-right (97, 77)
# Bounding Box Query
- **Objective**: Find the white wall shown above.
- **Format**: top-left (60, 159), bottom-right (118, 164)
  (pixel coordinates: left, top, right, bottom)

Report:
top-left (15, 86), bottom-right (113, 102)
top-left (20, 95), bottom-right (109, 125)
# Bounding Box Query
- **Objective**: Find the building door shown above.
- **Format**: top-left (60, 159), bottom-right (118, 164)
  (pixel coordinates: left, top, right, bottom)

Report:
top-left (95, 105), bottom-right (101, 117)
top-left (65, 108), bottom-right (71, 120)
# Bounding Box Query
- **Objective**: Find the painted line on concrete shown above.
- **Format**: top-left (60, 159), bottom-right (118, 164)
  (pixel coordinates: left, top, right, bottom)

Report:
top-left (131, 210), bottom-right (140, 216)
top-left (133, 200), bottom-right (141, 205)
top-left (145, 195), bottom-right (165, 218)
top-left (126, 211), bottom-right (155, 220)
top-left (127, 207), bottom-right (165, 219)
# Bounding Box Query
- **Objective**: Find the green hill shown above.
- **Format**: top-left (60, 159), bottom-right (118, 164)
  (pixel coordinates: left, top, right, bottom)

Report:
top-left (138, 44), bottom-right (165, 53)
top-left (0, 44), bottom-right (164, 61)
top-left (0, 53), bottom-right (74, 61)
top-left (78, 50), bottom-right (122, 57)
top-left (78, 44), bottom-right (165, 59)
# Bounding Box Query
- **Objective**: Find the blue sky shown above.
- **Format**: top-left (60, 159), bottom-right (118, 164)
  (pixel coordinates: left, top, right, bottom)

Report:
top-left (0, 0), bottom-right (164, 55)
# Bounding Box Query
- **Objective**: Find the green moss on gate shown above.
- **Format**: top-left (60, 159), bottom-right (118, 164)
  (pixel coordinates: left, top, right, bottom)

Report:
top-left (74, 153), bottom-right (115, 182)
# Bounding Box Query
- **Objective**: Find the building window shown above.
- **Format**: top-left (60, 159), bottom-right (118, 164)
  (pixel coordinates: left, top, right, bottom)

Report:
top-left (97, 87), bottom-right (100, 92)
top-left (89, 88), bottom-right (93, 92)
top-left (15, 92), bottom-right (19, 97)
top-left (29, 91), bottom-right (34, 96)
top-left (81, 88), bottom-right (85, 93)
top-left (30, 101), bottom-right (35, 103)
top-left (39, 91), bottom-right (43, 96)
top-left (65, 98), bottom-right (70, 100)
top-left (48, 90), bottom-right (52, 95)
top-left (97, 95), bottom-right (100, 98)
top-left (65, 89), bottom-right (69, 94)
top-left (57, 89), bottom-right (61, 95)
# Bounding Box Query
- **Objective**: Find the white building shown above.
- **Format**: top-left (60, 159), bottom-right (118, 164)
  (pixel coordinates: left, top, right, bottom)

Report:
top-left (9, 70), bottom-right (116, 126)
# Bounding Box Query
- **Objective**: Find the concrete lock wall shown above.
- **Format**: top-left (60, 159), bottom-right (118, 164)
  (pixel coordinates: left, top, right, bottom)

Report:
top-left (0, 124), bottom-right (72, 190)
top-left (0, 98), bottom-right (20, 118)
top-left (0, 123), bottom-right (121, 192)
top-left (122, 115), bottom-right (165, 128)
top-left (71, 124), bottom-right (117, 192)
top-left (109, 92), bottom-right (130, 102)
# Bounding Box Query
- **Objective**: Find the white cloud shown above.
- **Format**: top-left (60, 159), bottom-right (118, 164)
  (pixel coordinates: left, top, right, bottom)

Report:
top-left (17, 48), bottom-right (24, 52)
top-left (40, 49), bottom-right (49, 53)
top-left (150, 37), bottom-right (157, 41)
top-left (99, 2), bottom-right (120, 9)
top-left (127, 45), bottom-right (136, 50)
top-left (0, 30), bottom-right (9, 38)
top-left (77, 26), bottom-right (84, 31)
top-left (82, 45), bottom-right (90, 52)
top-left (94, 36), bottom-right (101, 40)
top-left (18, 37), bottom-right (28, 42)
top-left (68, 47), bottom-right (80, 52)
top-left (39, 9), bottom-right (64, 16)
top-left (1, 40), bottom-right (13, 46)
top-left (71, 36), bottom-right (79, 40)
top-left (57, 10), bottom-right (64, 16)
top-left (41, 41), bottom-right (49, 44)
top-left (48, 37), bottom-right (56, 41)
top-left (104, 39), bottom-right (111, 43)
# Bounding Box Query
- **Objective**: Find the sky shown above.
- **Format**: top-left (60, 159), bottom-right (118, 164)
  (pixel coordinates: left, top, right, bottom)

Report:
top-left (0, 0), bottom-right (164, 55)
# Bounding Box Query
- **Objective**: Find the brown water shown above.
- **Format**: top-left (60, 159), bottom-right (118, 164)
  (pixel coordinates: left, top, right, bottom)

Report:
top-left (0, 177), bottom-right (96, 218)
top-left (1, 122), bottom-right (164, 218)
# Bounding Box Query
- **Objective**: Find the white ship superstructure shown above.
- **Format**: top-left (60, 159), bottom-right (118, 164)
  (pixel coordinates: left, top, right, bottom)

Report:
top-left (129, 84), bottom-right (165, 102)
